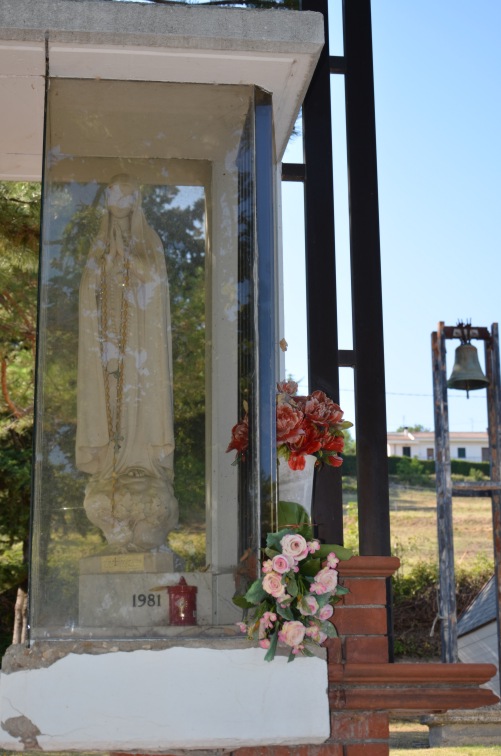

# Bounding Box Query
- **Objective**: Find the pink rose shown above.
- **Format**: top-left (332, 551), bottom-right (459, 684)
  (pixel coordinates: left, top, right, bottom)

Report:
top-left (299, 595), bottom-right (319, 616)
top-left (306, 625), bottom-right (328, 645)
top-left (259, 639), bottom-right (271, 649)
top-left (278, 620), bottom-right (306, 648)
top-left (262, 571), bottom-right (285, 598)
top-left (236, 622), bottom-right (247, 633)
top-left (262, 559), bottom-right (273, 574)
top-left (310, 581), bottom-right (328, 595)
top-left (316, 566), bottom-right (338, 593)
top-left (280, 534), bottom-right (308, 561)
top-left (272, 554), bottom-right (293, 574)
top-left (318, 604), bottom-right (334, 621)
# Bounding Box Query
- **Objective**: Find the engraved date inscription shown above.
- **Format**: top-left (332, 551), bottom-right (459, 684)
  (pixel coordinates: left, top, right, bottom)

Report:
top-left (132, 593), bottom-right (160, 607)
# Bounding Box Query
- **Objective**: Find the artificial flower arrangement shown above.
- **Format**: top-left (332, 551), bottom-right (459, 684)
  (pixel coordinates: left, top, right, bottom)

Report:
top-left (234, 501), bottom-right (352, 662)
top-left (227, 380), bottom-right (352, 471)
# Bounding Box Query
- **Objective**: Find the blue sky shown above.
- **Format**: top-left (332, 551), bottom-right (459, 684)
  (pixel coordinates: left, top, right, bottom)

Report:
top-left (283, 0), bottom-right (501, 434)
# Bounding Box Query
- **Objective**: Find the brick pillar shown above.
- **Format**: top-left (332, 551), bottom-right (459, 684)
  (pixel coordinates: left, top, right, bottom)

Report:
top-left (232, 557), bottom-right (399, 756)
top-left (324, 556), bottom-right (399, 756)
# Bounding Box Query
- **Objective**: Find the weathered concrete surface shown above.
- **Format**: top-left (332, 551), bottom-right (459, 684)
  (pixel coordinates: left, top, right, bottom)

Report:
top-left (0, 645), bottom-right (329, 751)
top-left (425, 705), bottom-right (501, 746)
top-left (0, 0), bottom-right (323, 54)
top-left (0, 0), bottom-right (323, 176)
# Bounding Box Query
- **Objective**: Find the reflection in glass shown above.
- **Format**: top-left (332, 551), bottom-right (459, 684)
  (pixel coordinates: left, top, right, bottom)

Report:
top-left (30, 79), bottom-right (274, 639)
top-left (77, 174), bottom-right (178, 553)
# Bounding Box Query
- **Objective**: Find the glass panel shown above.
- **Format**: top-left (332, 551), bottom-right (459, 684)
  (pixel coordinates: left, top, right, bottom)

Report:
top-left (30, 79), bottom-right (273, 639)
top-left (282, 181), bottom-right (308, 395)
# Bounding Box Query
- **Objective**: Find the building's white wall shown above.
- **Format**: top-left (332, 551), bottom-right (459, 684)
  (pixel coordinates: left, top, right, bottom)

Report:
top-left (387, 432), bottom-right (488, 462)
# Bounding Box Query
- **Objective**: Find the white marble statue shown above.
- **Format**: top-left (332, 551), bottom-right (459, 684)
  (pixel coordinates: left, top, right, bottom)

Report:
top-left (76, 174), bottom-right (178, 552)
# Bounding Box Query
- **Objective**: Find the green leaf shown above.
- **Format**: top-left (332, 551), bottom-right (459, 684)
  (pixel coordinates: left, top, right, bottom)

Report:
top-left (232, 593), bottom-right (255, 610)
top-left (320, 620), bottom-right (338, 638)
top-left (277, 500), bottom-right (312, 531)
top-left (286, 574), bottom-right (298, 598)
top-left (264, 629), bottom-right (279, 662)
top-left (264, 547), bottom-right (280, 559)
top-left (315, 592), bottom-right (332, 609)
top-left (317, 543), bottom-right (353, 561)
top-left (300, 557), bottom-right (321, 577)
top-left (301, 646), bottom-right (314, 657)
top-left (336, 585), bottom-right (349, 596)
top-left (287, 650), bottom-right (296, 663)
top-left (276, 603), bottom-right (294, 621)
top-left (244, 578), bottom-right (267, 604)
top-left (266, 527), bottom-right (294, 551)
top-left (297, 523), bottom-right (314, 540)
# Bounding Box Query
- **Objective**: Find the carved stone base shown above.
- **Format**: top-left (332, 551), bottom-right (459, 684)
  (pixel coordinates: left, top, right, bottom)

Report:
top-left (79, 550), bottom-right (186, 627)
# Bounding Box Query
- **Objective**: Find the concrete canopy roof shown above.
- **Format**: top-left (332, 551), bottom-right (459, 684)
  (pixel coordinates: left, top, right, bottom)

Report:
top-left (0, 0), bottom-right (324, 180)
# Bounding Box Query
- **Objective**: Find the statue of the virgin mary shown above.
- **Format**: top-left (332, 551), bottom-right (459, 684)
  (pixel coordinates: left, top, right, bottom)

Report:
top-left (76, 174), bottom-right (178, 552)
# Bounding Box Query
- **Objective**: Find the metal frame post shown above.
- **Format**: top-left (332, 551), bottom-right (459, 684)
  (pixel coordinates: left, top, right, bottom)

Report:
top-left (342, 0), bottom-right (390, 555)
top-left (301, 0), bottom-right (343, 544)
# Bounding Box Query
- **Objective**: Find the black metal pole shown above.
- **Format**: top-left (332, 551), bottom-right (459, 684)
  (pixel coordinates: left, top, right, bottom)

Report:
top-left (432, 323), bottom-right (458, 662)
top-left (342, 0), bottom-right (390, 555)
top-left (301, 0), bottom-right (343, 544)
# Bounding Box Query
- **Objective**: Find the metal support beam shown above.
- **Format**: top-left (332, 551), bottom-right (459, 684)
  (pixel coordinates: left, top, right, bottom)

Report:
top-left (342, 0), bottom-right (390, 555)
top-left (432, 323), bottom-right (458, 662)
top-left (301, 0), bottom-right (343, 545)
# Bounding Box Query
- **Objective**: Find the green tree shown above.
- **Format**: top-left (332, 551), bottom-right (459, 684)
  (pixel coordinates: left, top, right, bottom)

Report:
top-left (343, 428), bottom-right (356, 455)
top-left (142, 186), bottom-right (207, 522)
top-left (0, 182), bottom-right (40, 591)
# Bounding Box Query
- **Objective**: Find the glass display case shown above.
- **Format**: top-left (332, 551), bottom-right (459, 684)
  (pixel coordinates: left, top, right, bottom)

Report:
top-left (30, 78), bottom-right (277, 639)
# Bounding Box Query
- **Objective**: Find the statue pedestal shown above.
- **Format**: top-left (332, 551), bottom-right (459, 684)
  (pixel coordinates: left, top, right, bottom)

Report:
top-left (78, 552), bottom-right (239, 629)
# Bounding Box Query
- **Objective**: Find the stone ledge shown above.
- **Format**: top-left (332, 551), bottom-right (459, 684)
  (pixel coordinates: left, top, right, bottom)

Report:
top-left (1, 636), bottom-right (326, 674)
top-left (338, 556), bottom-right (400, 579)
top-left (329, 687), bottom-right (498, 712)
top-left (327, 663), bottom-right (499, 712)
top-left (0, 0), bottom-right (324, 53)
top-left (329, 662), bottom-right (498, 685)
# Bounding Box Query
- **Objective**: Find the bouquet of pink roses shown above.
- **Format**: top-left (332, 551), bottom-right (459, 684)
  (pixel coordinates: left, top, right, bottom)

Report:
top-left (234, 503), bottom-right (351, 662)
top-left (227, 380), bottom-right (352, 471)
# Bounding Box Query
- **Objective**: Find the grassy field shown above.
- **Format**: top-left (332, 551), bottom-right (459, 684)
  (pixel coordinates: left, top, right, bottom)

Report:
top-left (343, 478), bottom-right (494, 570)
top-left (389, 720), bottom-right (501, 754)
top-left (390, 748), bottom-right (501, 755)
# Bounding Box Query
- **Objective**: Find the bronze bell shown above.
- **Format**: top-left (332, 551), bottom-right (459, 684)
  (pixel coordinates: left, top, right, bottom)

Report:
top-left (447, 343), bottom-right (489, 397)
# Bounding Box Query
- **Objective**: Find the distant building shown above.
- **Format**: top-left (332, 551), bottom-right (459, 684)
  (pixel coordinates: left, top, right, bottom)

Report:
top-left (387, 429), bottom-right (489, 463)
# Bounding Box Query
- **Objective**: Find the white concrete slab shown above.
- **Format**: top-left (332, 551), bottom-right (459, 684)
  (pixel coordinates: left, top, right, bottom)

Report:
top-left (0, 646), bottom-right (329, 751)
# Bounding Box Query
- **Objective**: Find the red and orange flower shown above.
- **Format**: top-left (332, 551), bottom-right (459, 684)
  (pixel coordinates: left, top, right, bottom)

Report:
top-left (227, 381), bottom-right (352, 470)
